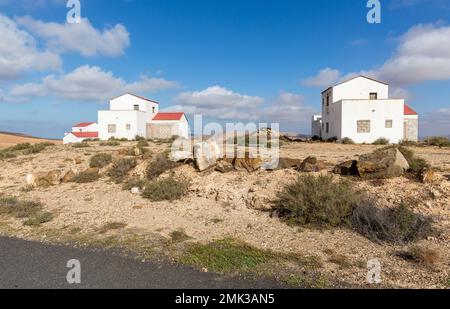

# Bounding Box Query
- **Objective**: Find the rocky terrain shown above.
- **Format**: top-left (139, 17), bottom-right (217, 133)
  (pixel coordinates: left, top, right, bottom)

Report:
top-left (0, 138), bottom-right (449, 289)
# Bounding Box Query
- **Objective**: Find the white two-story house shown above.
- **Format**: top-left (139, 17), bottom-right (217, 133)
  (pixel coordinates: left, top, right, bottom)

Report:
top-left (98, 93), bottom-right (189, 140)
top-left (312, 76), bottom-right (419, 143)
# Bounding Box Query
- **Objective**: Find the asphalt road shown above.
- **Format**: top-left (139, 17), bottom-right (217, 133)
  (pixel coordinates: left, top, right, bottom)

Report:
top-left (0, 236), bottom-right (283, 289)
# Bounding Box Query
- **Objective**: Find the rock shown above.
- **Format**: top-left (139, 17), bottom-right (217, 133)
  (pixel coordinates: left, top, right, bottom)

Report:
top-left (169, 150), bottom-right (193, 162)
top-left (131, 187), bottom-right (140, 195)
top-left (73, 157), bottom-right (83, 165)
top-left (133, 147), bottom-right (142, 156)
top-left (84, 167), bottom-right (100, 175)
top-left (358, 148), bottom-right (409, 179)
top-left (26, 170), bottom-right (62, 187)
top-left (233, 156), bottom-right (263, 173)
top-left (420, 169), bottom-right (438, 184)
top-left (215, 160), bottom-right (234, 173)
top-left (61, 169), bottom-right (77, 183)
top-left (334, 160), bottom-right (359, 176)
top-left (194, 141), bottom-right (221, 171)
top-left (298, 156), bottom-right (327, 172)
top-left (263, 157), bottom-right (303, 170)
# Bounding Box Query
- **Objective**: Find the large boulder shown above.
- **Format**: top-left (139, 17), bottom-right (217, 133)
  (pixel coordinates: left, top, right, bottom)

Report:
top-left (194, 141), bottom-right (222, 171)
top-left (297, 156), bottom-right (327, 173)
top-left (26, 170), bottom-right (62, 187)
top-left (61, 169), bottom-right (77, 183)
top-left (169, 150), bottom-right (193, 163)
top-left (334, 160), bottom-right (359, 176)
top-left (358, 148), bottom-right (409, 179)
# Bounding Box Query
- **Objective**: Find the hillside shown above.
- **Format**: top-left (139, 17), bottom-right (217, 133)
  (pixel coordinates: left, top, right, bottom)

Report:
top-left (0, 132), bottom-right (61, 149)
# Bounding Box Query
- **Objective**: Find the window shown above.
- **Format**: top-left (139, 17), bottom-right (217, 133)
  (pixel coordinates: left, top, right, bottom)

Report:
top-left (126, 124), bottom-right (131, 130)
top-left (326, 95), bottom-right (330, 106)
top-left (357, 120), bottom-right (371, 133)
top-left (108, 124), bottom-right (116, 134)
top-left (322, 98), bottom-right (325, 106)
top-left (370, 93), bottom-right (378, 100)
top-left (152, 106), bottom-right (156, 114)
top-left (326, 123), bottom-right (329, 133)
top-left (134, 105), bottom-right (139, 111)
top-left (385, 120), bottom-right (393, 128)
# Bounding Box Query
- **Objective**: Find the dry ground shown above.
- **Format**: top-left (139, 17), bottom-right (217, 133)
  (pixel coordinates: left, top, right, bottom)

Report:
top-left (0, 132), bottom-right (61, 149)
top-left (0, 139), bottom-right (449, 288)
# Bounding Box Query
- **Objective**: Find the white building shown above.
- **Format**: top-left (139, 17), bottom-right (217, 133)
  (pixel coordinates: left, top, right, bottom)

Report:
top-left (311, 115), bottom-right (322, 138)
top-left (98, 93), bottom-right (189, 140)
top-left (63, 122), bottom-right (99, 144)
top-left (315, 76), bottom-right (419, 143)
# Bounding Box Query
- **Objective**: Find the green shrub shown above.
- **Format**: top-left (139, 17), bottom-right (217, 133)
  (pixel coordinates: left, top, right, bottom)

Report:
top-left (0, 151), bottom-right (17, 160)
top-left (107, 158), bottom-right (137, 183)
top-left (73, 170), bottom-right (100, 183)
top-left (351, 203), bottom-right (433, 244)
top-left (326, 137), bottom-right (338, 143)
top-left (135, 135), bottom-right (146, 141)
top-left (90, 153), bottom-right (112, 168)
top-left (72, 142), bottom-right (90, 148)
top-left (98, 222), bottom-right (127, 234)
top-left (142, 176), bottom-right (190, 201)
top-left (146, 154), bottom-right (179, 180)
top-left (311, 135), bottom-right (322, 142)
top-left (274, 175), bottom-right (363, 228)
top-left (341, 137), bottom-right (355, 145)
top-left (100, 140), bottom-right (120, 147)
top-left (397, 146), bottom-right (430, 174)
top-left (122, 178), bottom-right (149, 191)
top-left (24, 212), bottom-right (53, 226)
top-left (399, 140), bottom-right (419, 147)
top-left (0, 197), bottom-right (43, 218)
top-left (10, 143), bottom-right (31, 151)
top-left (424, 136), bottom-right (450, 147)
top-left (137, 140), bottom-right (149, 147)
top-left (373, 137), bottom-right (389, 145)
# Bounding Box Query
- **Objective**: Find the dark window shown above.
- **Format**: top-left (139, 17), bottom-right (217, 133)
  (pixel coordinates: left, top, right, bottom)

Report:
top-left (152, 106), bottom-right (156, 114)
top-left (326, 95), bottom-right (330, 106)
top-left (134, 105), bottom-right (139, 111)
top-left (370, 93), bottom-right (378, 100)
top-left (326, 123), bottom-right (329, 133)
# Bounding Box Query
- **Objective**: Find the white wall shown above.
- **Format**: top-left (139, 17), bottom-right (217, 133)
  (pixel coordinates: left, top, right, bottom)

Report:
top-left (72, 123), bottom-right (98, 133)
top-left (110, 94), bottom-right (158, 120)
top-left (311, 115), bottom-right (322, 137)
top-left (341, 99), bottom-right (404, 144)
top-left (151, 115), bottom-right (190, 139)
top-left (98, 110), bottom-right (144, 140)
top-left (63, 134), bottom-right (84, 144)
top-left (332, 76), bottom-right (388, 102)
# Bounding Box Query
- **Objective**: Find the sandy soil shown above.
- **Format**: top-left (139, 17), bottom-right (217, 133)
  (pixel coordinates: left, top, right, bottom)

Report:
top-left (0, 141), bottom-right (449, 288)
top-left (0, 132), bottom-right (62, 149)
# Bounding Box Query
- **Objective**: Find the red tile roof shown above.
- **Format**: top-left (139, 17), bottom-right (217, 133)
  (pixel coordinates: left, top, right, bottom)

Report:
top-left (71, 132), bottom-right (99, 138)
top-left (404, 104), bottom-right (418, 116)
top-left (74, 122), bottom-right (95, 128)
top-left (153, 113), bottom-right (185, 121)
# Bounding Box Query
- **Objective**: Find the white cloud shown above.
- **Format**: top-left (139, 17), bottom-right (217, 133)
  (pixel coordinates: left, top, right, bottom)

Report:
top-left (173, 86), bottom-right (264, 121)
top-left (16, 16), bottom-right (130, 57)
top-left (301, 68), bottom-right (341, 88)
top-left (0, 13), bottom-right (61, 80)
top-left (166, 86), bottom-right (317, 131)
top-left (305, 23), bottom-right (450, 88)
top-left (9, 65), bottom-right (179, 102)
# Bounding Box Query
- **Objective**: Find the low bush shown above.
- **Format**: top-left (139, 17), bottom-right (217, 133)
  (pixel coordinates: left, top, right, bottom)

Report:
top-left (0, 151), bottom-right (17, 160)
top-left (373, 137), bottom-right (389, 145)
top-left (142, 176), bottom-right (190, 201)
top-left (400, 246), bottom-right (440, 268)
top-left (137, 140), bottom-right (149, 147)
top-left (397, 146), bottom-right (430, 174)
top-left (24, 212), bottom-right (53, 226)
top-left (90, 153), bottom-right (112, 168)
top-left (100, 141), bottom-right (120, 147)
top-left (274, 175), bottom-right (363, 228)
top-left (351, 203), bottom-right (433, 244)
top-left (424, 136), bottom-right (450, 147)
top-left (340, 137), bottom-right (355, 145)
top-left (107, 158), bottom-right (137, 183)
top-left (122, 178), bottom-right (149, 191)
top-left (0, 196), bottom-right (52, 226)
top-left (311, 135), bottom-right (322, 142)
top-left (326, 137), bottom-right (338, 143)
top-left (135, 135), bottom-right (146, 141)
top-left (98, 222), bottom-right (127, 234)
top-left (72, 170), bottom-right (100, 183)
top-left (72, 142), bottom-right (90, 148)
top-left (146, 153), bottom-right (179, 180)
top-left (399, 140), bottom-right (420, 147)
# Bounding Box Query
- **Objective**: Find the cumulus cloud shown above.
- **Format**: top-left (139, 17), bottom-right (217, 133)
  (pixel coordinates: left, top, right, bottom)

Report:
top-left (301, 68), bottom-right (341, 88)
top-left (166, 86), bottom-right (317, 131)
top-left (16, 16), bottom-right (130, 57)
top-left (9, 65), bottom-right (179, 102)
top-left (0, 13), bottom-right (61, 80)
top-left (304, 23), bottom-right (450, 88)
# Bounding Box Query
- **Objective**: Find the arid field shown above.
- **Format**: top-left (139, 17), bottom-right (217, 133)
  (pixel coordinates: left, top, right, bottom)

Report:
top-left (0, 134), bottom-right (449, 289)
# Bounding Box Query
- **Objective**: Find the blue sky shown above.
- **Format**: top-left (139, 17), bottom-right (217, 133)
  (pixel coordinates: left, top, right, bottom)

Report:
top-left (0, 0), bottom-right (449, 138)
